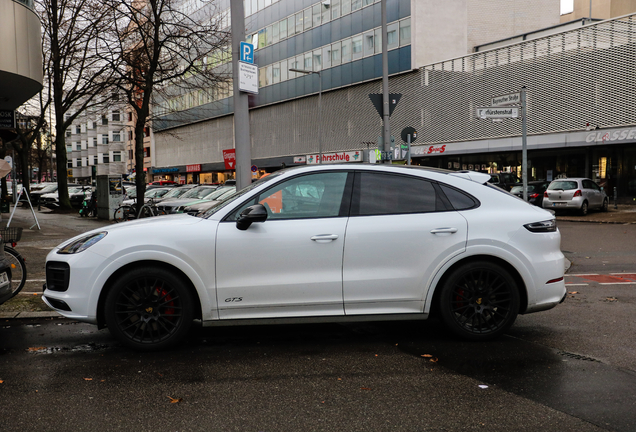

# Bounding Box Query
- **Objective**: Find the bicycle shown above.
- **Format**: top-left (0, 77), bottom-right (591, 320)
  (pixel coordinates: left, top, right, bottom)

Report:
top-left (113, 198), bottom-right (166, 222)
top-left (0, 227), bottom-right (27, 298)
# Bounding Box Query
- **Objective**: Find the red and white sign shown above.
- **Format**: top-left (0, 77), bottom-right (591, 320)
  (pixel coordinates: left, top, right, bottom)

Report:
top-left (186, 164), bottom-right (201, 172)
top-left (306, 151), bottom-right (362, 165)
top-left (223, 149), bottom-right (236, 170)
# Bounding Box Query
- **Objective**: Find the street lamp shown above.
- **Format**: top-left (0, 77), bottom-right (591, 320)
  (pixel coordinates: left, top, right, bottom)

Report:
top-left (289, 67), bottom-right (322, 164)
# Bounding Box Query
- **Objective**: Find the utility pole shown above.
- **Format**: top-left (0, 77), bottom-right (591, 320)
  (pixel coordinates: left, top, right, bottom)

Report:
top-left (381, 0), bottom-right (391, 163)
top-left (230, 0), bottom-right (252, 189)
top-left (521, 86), bottom-right (528, 201)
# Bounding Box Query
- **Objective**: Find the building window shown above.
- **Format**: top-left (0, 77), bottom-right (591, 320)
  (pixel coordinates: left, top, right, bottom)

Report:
top-left (144, 127), bottom-right (150, 137)
top-left (77, 159), bottom-right (82, 167)
top-left (102, 136), bottom-right (109, 144)
top-left (112, 110), bottom-right (120, 121)
top-left (128, 111), bottom-right (133, 121)
top-left (66, 144), bottom-right (72, 152)
top-left (113, 151), bottom-right (122, 162)
top-left (92, 137), bottom-right (97, 146)
top-left (75, 125), bottom-right (81, 134)
top-left (129, 150), bottom-right (133, 160)
top-left (400, 18), bottom-right (411, 46)
top-left (128, 130), bottom-right (133, 140)
top-left (103, 154), bottom-right (109, 163)
top-left (67, 161), bottom-right (72, 168)
top-left (76, 144), bottom-right (81, 151)
top-left (144, 147), bottom-right (151, 157)
top-left (101, 115), bottom-right (108, 125)
top-left (93, 156), bottom-right (98, 165)
top-left (66, 130), bottom-right (71, 138)
top-left (113, 131), bottom-right (121, 142)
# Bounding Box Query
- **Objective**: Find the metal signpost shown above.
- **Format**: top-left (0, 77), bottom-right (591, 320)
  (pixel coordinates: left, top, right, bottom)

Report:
top-left (476, 89), bottom-right (528, 200)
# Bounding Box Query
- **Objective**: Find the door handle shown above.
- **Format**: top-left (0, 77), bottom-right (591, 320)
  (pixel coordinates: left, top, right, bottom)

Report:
top-left (311, 234), bottom-right (339, 242)
top-left (430, 227), bottom-right (458, 234)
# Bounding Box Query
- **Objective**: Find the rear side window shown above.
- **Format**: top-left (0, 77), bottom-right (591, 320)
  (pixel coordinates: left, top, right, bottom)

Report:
top-left (548, 180), bottom-right (578, 190)
top-left (351, 172), bottom-right (445, 216)
top-left (439, 184), bottom-right (479, 210)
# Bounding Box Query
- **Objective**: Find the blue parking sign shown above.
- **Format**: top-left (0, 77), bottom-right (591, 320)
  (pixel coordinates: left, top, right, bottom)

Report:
top-left (240, 42), bottom-right (254, 64)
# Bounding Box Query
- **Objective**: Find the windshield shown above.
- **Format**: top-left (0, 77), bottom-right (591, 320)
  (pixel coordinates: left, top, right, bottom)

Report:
top-left (182, 187), bottom-right (217, 199)
top-left (163, 188), bottom-right (189, 198)
top-left (548, 180), bottom-right (578, 191)
top-left (510, 185), bottom-right (538, 194)
top-left (145, 188), bottom-right (170, 198)
top-left (204, 186), bottom-right (234, 200)
top-left (202, 172), bottom-right (284, 218)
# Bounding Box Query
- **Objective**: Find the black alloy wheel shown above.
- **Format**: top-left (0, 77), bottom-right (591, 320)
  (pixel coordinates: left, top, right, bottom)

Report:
top-left (579, 201), bottom-right (589, 216)
top-left (105, 267), bottom-right (194, 350)
top-left (439, 261), bottom-right (519, 341)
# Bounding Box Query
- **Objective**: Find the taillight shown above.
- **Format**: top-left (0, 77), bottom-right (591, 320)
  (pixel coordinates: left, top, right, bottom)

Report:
top-left (530, 193), bottom-right (539, 198)
top-left (544, 191), bottom-right (548, 197)
top-left (573, 190), bottom-right (582, 197)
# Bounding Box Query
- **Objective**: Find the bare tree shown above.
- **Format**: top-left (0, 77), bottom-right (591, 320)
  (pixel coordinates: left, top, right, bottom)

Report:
top-left (36, 0), bottom-right (119, 209)
top-left (99, 0), bottom-right (231, 208)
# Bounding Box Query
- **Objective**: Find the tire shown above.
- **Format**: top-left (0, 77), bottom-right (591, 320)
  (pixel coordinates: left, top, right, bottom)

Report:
top-left (439, 261), bottom-right (520, 341)
top-left (579, 201), bottom-right (589, 216)
top-left (104, 267), bottom-right (195, 351)
top-left (4, 246), bottom-right (27, 298)
top-left (113, 205), bottom-right (133, 223)
top-left (601, 198), bottom-right (609, 212)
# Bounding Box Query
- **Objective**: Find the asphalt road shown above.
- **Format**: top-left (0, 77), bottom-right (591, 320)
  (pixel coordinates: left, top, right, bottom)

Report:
top-left (0, 208), bottom-right (635, 431)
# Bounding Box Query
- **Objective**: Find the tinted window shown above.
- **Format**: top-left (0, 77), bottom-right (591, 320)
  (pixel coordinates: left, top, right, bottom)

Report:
top-left (548, 181), bottom-right (578, 191)
top-left (352, 172), bottom-right (442, 216)
top-left (439, 184), bottom-right (478, 210)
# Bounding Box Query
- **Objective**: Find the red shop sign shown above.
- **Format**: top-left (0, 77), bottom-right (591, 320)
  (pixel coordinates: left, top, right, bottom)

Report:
top-left (186, 164), bottom-right (201, 172)
top-left (223, 149), bottom-right (236, 170)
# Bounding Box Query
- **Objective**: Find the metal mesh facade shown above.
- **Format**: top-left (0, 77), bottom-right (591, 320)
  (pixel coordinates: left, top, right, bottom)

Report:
top-left (155, 13), bottom-right (636, 166)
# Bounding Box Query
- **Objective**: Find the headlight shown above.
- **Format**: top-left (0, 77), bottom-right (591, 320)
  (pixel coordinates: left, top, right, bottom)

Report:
top-left (524, 220), bottom-right (557, 233)
top-left (58, 232), bottom-right (107, 254)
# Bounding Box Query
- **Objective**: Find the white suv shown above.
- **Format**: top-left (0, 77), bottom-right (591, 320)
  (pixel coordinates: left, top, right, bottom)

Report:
top-left (543, 178), bottom-right (608, 215)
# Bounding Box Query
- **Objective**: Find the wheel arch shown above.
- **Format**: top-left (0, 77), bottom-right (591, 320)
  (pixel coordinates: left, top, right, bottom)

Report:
top-left (429, 255), bottom-right (528, 318)
top-left (96, 260), bottom-right (203, 329)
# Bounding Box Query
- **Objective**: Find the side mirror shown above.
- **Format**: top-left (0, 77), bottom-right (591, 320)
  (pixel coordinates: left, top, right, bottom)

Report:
top-left (236, 204), bottom-right (268, 230)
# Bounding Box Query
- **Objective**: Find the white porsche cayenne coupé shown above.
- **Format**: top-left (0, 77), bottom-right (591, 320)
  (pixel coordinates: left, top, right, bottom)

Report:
top-left (44, 164), bottom-right (566, 350)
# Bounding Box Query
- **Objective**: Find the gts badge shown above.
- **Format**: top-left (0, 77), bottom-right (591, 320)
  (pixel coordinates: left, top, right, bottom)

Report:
top-left (225, 297), bottom-right (243, 303)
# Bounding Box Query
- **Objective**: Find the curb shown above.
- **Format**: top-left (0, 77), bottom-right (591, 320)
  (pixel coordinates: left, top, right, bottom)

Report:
top-left (1, 311), bottom-right (61, 319)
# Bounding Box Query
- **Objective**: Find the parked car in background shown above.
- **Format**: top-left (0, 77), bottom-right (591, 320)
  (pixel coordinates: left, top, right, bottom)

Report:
top-left (510, 181), bottom-right (550, 207)
top-left (488, 172), bottom-right (521, 191)
top-left (44, 164), bottom-right (566, 350)
top-left (40, 185), bottom-right (93, 209)
top-left (27, 183), bottom-right (58, 206)
top-left (182, 186), bottom-right (237, 216)
top-left (156, 185), bottom-right (221, 214)
top-left (542, 178), bottom-right (608, 215)
top-left (121, 187), bottom-right (173, 206)
top-left (148, 180), bottom-right (178, 186)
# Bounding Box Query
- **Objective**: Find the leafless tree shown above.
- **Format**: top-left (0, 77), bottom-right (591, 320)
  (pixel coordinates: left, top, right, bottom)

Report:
top-left (36, 0), bottom-right (119, 209)
top-left (98, 0), bottom-right (231, 207)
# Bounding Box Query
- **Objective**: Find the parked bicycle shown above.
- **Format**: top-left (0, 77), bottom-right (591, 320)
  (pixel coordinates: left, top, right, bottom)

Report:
top-left (113, 198), bottom-right (167, 223)
top-left (0, 227), bottom-right (27, 298)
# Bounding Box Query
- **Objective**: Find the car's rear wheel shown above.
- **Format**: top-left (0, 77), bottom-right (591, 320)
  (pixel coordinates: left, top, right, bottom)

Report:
top-left (439, 261), bottom-right (519, 341)
top-left (579, 200), bottom-right (589, 216)
top-left (601, 198), bottom-right (609, 212)
top-left (104, 267), bottom-right (194, 351)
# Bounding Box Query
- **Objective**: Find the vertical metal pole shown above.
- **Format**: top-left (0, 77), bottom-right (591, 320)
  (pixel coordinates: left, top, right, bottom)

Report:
top-left (230, 0), bottom-right (252, 189)
top-left (381, 0), bottom-right (390, 163)
top-left (318, 71), bottom-right (323, 164)
top-left (407, 134), bottom-right (412, 166)
top-left (521, 87), bottom-right (528, 201)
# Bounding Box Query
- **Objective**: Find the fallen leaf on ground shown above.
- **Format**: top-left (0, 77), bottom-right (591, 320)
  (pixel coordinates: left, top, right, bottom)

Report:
top-left (168, 396), bottom-right (182, 404)
top-left (0, 380), bottom-right (4, 384)
top-left (83, 378), bottom-right (92, 381)
top-left (429, 357), bottom-right (439, 363)
top-left (421, 354), bottom-right (433, 358)
top-left (568, 291), bottom-right (579, 294)
top-left (27, 347), bottom-right (46, 352)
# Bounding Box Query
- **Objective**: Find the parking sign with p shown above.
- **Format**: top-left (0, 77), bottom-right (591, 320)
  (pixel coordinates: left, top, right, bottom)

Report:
top-left (240, 42), bottom-right (254, 64)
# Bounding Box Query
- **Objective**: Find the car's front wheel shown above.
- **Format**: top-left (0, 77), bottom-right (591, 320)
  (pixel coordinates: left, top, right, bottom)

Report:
top-left (104, 267), bottom-right (195, 351)
top-left (439, 261), bottom-right (520, 341)
top-left (601, 198), bottom-right (609, 212)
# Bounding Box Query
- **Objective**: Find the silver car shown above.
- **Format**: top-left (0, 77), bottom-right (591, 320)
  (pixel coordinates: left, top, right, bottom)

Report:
top-left (542, 178), bottom-right (608, 215)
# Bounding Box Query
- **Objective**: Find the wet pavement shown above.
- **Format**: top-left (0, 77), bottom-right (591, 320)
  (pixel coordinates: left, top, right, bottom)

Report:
top-left (1, 203), bottom-right (636, 431)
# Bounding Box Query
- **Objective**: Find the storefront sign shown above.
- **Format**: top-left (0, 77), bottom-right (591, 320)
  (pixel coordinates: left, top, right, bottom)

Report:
top-left (586, 128), bottom-right (636, 143)
top-left (306, 151), bottom-right (362, 164)
top-left (153, 167), bottom-right (179, 173)
top-left (411, 145), bottom-right (448, 156)
top-left (186, 164), bottom-right (201, 172)
top-left (293, 156), bottom-right (306, 164)
top-left (223, 149), bottom-right (236, 169)
top-left (0, 110), bottom-right (15, 129)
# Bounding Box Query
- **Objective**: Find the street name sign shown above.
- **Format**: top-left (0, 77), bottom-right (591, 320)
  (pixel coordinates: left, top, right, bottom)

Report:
top-left (238, 61), bottom-right (258, 94)
top-left (491, 92), bottom-right (521, 106)
top-left (476, 107), bottom-right (519, 119)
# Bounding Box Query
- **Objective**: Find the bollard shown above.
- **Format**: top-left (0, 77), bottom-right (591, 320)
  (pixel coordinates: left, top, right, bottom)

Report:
top-left (614, 187), bottom-right (618, 209)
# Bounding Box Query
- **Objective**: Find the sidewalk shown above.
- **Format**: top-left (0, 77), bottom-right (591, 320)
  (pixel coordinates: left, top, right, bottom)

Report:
top-left (555, 203), bottom-right (636, 224)
top-left (0, 204), bottom-right (111, 320)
